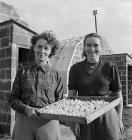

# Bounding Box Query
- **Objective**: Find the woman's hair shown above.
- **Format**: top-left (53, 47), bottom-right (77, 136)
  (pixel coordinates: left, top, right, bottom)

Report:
top-left (30, 31), bottom-right (59, 58)
top-left (82, 33), bottom-right (103, 57)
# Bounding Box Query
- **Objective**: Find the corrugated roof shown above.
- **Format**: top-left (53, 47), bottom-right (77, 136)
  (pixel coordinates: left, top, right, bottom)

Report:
top-left (60, 35), bottom-right (113, 55)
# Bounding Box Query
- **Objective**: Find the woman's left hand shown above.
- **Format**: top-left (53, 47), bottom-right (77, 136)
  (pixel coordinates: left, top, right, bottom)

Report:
top-left (119, 119), bottom-right (124, 132)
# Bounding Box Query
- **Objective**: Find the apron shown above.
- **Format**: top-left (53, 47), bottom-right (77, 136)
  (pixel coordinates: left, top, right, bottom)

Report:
top-left (12, 113), bottom-right (60, 140)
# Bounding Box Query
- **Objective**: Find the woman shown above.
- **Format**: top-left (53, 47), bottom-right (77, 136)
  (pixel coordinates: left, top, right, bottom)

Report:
top-left (9, 31), bottom-right (64, 140)
top-left (68, 33), bottom-right (124, 140)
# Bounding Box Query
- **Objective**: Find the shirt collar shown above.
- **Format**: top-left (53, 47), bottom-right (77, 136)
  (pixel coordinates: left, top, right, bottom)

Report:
top-left (33, 62), bottom-right (50, 73)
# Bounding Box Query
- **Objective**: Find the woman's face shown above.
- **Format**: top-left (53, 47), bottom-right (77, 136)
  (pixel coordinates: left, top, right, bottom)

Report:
top-left (33, 39), bottom-right (52, 65)
top-left (84, 37), bottom-right (102, 62)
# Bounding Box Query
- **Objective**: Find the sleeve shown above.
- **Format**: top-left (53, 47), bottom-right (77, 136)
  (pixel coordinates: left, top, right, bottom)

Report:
top-left (109, 64), bottom-right (122, 92)
top-left (68, 64), bottom-right (78, 90)
top-left (8, 69), bottom-right (28, 114)
top-left (55, 71), bottom-right (65, 101)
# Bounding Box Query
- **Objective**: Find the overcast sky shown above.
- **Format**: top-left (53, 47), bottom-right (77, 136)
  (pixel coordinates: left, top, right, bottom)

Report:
top-left (2, 0), bottom-right (132, 53)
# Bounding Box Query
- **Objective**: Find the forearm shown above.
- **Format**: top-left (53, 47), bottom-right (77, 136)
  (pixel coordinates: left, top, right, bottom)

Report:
top-left (9, 95), bottom-right (28, 115)
top-left (115, 93), bottom-right (123, 120)
top-left (111, 91), bottom-right (123, 120)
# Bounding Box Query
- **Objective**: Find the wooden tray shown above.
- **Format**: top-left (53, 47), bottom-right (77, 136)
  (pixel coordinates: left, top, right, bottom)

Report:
top-left (38, 96), bottom-right (120, 124)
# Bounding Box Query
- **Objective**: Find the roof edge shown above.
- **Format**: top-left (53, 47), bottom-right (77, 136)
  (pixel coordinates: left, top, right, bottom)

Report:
top-left (0, 19), bottom-right (37, 35)
top-left (102, 53), bottom-right (132, 59)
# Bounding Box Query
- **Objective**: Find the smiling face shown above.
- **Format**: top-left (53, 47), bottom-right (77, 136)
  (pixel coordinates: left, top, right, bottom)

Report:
top-left (84, 37), bottom-right (102, 63)
top-left (33, 39), bottom-right (52, 65)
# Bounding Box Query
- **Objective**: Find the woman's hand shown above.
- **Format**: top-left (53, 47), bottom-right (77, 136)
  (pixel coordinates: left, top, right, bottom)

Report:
top-left (25, 106), bottom-right (40, 119)
top-left (119, 119), bottom-right (124, 132)
top-left (70, 123), bottom-right (80, 136)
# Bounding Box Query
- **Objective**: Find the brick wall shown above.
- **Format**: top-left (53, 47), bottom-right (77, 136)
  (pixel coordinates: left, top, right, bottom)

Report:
top-left (101, 54), bottom-right (128, 105)
top-left (0, 23), bottom-right (13, 137)
top-left (128, 66), bottom-right (132, 104)
top-left (0, 21), bottom-right (35, 137)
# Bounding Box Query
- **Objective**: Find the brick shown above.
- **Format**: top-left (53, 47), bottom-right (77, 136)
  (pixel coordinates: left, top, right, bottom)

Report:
top-left (122, 85), bottom-right (126, 90)
top-left (120, 76), bottom-right (126, 80)
top-left (101, 57), bottom-right (113, 62)
top-left (0, 80), bottom-right (11, 91)
top-left (5, 69), bottom-right (11, 79)
top-left (118, 66), bottom-right (126, 71)
top-left (0, 123), bottom-right (10, 135)
top-left (0, 100), bottom-right (4, 112)
top-left (5, 47), bottom-right (11, 57)
top-left (128, 98), bottom-right (132, 104)
top-left (0, 39), bottom-right (1, 48)
top-left (1, 38), bottom-right (10, 48)
top-left (0, 58), bottom-right (11, 69)
top-left (121, 71), bottom-right (126, 76)
top-left (121, 80), bottom-right (127, 86)
top-left (0, 49), bottom-right (6, 59)
top-left (4, 103), bottom-right (10, 113)
top-left (0, 92), bottom-right (5, 101)
top-left (122, 90), bottom-right (127, 96)
top-left (0, 28), bottom-right (9, 38)
top-left (115, 61), bottom-right (124, 65)
top-left (128, 85), bottom-right (131, 89)
top-left (0, 69), bottom-right (6, 79)
top-left (4, 92), bottom-right (10, 102)
top-left (112, 56), bottom-right (122, 61)
top-left (0, 113), bottom-right (10, 123)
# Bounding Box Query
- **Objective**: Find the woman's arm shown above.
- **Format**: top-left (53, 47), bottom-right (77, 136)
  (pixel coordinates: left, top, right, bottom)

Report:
top-left (109, 63), bottom-right (124, 131)
top-left (111, 91), bottom-right (124, 132)
top-left (8, 69), bottom-right (28, 114)
top-left (111, 91), bottom-right (123, 120)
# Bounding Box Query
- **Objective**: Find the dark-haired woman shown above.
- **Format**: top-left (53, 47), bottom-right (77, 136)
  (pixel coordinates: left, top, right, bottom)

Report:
top-left (68, 33), bottom-right (124, 140)
top-left (9, 31), bottom-right (64, 140)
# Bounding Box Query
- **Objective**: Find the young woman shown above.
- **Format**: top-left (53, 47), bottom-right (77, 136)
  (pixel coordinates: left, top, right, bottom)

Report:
top-left (68, 33), bottom-right (124, 140)
top-left (9, 31), bottom-right (64, 140)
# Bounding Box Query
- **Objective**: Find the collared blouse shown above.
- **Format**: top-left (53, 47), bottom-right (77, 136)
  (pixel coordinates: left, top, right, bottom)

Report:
top-left (9, 63), bottom-right (64, 115)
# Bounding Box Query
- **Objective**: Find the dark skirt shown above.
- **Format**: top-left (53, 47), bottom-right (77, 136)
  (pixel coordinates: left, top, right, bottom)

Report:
top-left (75, 108), bottom-right (120, 140)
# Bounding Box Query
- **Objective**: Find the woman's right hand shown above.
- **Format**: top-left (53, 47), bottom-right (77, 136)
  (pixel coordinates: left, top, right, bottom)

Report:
top-left (25, 106), bottom-right (40, 119)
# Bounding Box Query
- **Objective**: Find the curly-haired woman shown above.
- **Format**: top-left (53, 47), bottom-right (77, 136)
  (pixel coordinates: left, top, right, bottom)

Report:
top-left (9, 31), bottom-right (64, 140)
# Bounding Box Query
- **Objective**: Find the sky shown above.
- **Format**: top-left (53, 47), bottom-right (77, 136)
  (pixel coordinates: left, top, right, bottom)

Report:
top-left (1, 0), bottom-right (132, 53)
